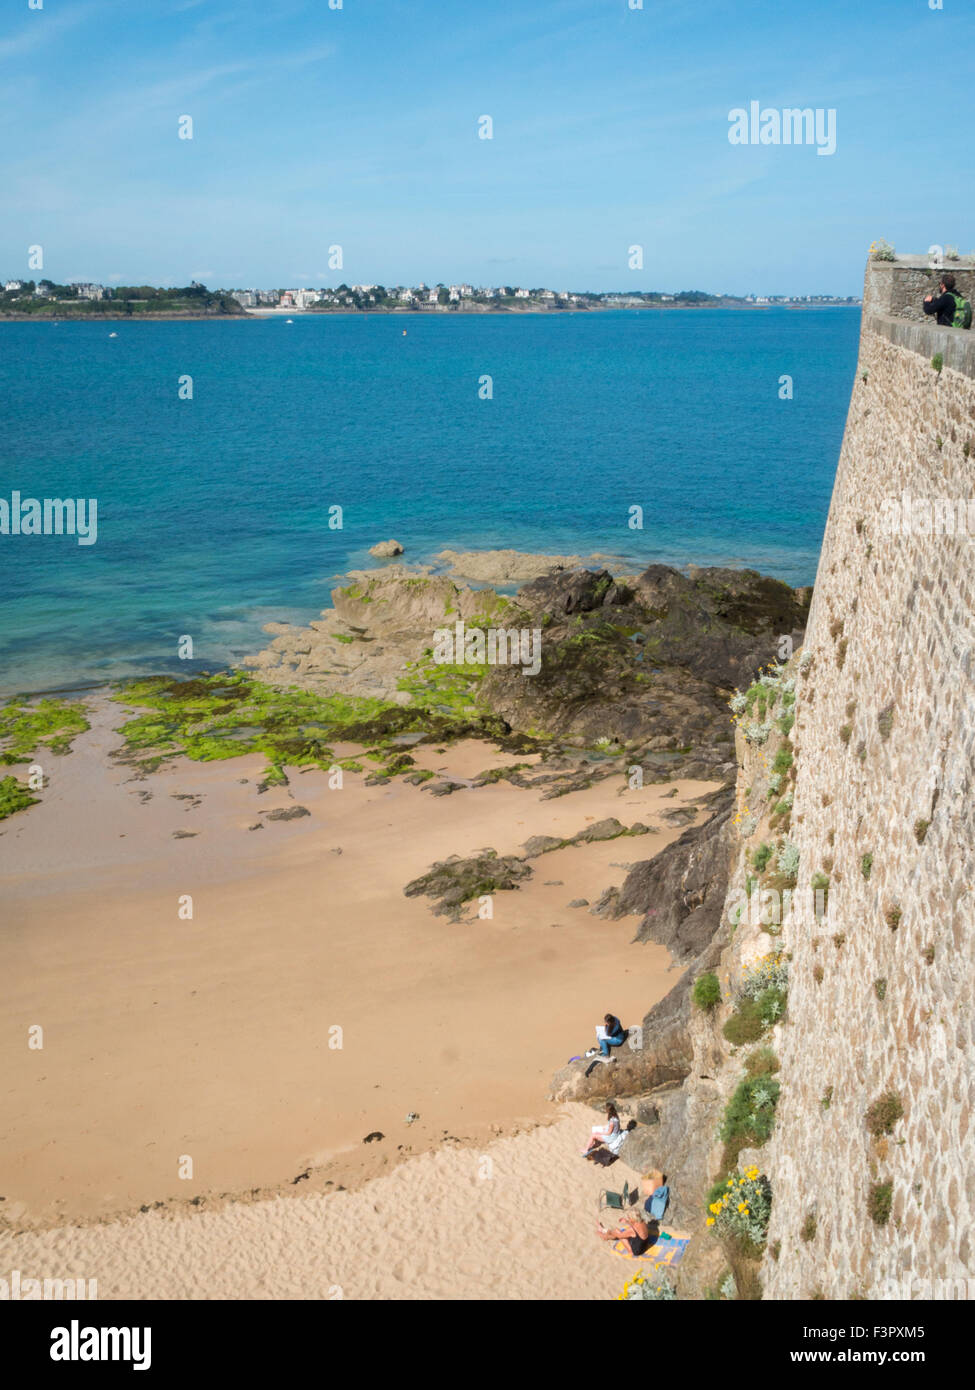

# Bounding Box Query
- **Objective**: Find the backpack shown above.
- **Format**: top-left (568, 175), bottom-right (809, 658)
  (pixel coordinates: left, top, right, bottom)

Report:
top-left (950, 290), bottom-right (972, 330)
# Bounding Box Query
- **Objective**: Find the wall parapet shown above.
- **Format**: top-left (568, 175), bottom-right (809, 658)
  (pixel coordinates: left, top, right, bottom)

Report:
top-left (865, 312), bottom-right (975, 378)
top-left (862, 254), bottom-right (975, 324)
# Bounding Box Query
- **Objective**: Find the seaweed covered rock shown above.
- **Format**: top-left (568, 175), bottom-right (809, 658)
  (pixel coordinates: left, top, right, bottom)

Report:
top-left (404, 851), bottom-right (532, 919)
top-left (481, 562), bottom-right (809, 769)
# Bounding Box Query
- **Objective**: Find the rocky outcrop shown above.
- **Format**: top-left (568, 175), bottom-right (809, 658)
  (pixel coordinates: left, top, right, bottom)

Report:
top-left (607, 786), bottom-right (735, 958)
top-left (403, 850), bottom-right (533, 919)
top-left (245, 561), bottom-right (807, 767)
top-left (368, 539), bottom-right (404, 558)
top-left (481, 565), bottom-right (809, 775)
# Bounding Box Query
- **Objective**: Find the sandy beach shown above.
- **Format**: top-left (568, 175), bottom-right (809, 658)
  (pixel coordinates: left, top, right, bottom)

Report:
top-left (0, 690), bottom-right (717, 1259)
top-left (0, 1106), bottom-right (685, 1301)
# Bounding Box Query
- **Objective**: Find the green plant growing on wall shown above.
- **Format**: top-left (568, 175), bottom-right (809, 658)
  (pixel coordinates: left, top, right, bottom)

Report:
top-left (874, 978), bottom-right (888, 1001)
top-left (869, 239), bottom-right (896, 261)
top-left (820, 1085), bottom-right (833, 1110)
top-left (885, 904), bottom-right (902, 930)
top-left (914, 818), bottom-right (930, 844)
top-left (931, 353), bottom-right (944, 374)
top-left (868, 1181), bottom-right (893, 1226)
top-left (744, 1047), bottom-right (779, 1079)
top-left (866, 1091), bottom-right (904, 1137)
top-left (839, 723), bottom-right (852, 745)
top-left (776, 839), bottom-right (800, 881)
top-left (921, 945), bottom-right (935, 965)
top-left (801, 1212), bottom-right (817, 1243)
top-left (861, 852), bottom-right (874, 880)
top-left (751, 842), bottom-right (773, 873)
top-left (877, 704), bottom-right (895, 741)
top-left (692, 973), bottom-right (721, 1012)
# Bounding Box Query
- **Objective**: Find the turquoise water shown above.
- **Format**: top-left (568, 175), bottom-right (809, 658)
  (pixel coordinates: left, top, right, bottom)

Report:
top-left (0, 308), bottom-right (859, 696)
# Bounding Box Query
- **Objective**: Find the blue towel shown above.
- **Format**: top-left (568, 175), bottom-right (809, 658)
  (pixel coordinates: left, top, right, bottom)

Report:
top-left (647, 1185), bottom-right (670, 1221)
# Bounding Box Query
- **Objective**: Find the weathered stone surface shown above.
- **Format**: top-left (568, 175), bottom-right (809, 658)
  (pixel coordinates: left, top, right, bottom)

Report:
top-left (608, 788), bottom-right (735, 960)
top-left (368, 539), bottom-right (404, 557)
top-left (761, 263), bottom-right (975, 1300)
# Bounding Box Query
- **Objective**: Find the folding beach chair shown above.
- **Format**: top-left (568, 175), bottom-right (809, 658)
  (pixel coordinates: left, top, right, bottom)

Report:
top-left (598, 1180), bottom-right (635, 1213)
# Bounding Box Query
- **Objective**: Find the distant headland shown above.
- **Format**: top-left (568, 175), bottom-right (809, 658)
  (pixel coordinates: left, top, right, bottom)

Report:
top-left (0, 276), bottom-right (860, 320)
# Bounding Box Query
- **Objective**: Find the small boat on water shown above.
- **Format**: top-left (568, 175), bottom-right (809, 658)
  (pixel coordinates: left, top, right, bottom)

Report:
top-left (109, 332), bottom-right (118, 338)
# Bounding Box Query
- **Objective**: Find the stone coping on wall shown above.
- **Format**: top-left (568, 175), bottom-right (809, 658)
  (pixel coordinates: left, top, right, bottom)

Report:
top-left (865, 312), bottom-right (975, 379)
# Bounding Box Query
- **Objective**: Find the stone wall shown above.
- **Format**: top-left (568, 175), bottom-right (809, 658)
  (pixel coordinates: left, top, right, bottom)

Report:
top-left (762, 259), bottom-right (975, 1298)
top-left (863, 254), bottom-right (975, 323)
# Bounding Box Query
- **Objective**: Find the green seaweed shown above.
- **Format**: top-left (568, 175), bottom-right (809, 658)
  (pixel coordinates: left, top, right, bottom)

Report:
top-left (0, 697), bottom-right (89, 766)
top-left (0, 774), bottom-right (38, 820)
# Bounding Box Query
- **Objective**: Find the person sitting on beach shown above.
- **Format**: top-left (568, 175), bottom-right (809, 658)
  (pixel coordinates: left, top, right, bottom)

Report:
top-left (596, 1213), bottom-right (653, 1257)
top-left (581, 1102), bottom-right (625, 1158)
top-left (923, 273), bottom-right (972, 329)
top-left (596, 1012), bottom-right (626, 1060)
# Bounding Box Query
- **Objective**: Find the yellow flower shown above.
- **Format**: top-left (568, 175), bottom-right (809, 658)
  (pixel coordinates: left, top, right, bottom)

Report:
top-left (709, 1201), bottom-right (721, 1214)
top-left (706, 1217), bottom-right (715, 1226)
top-left (738, 1202), bottom-right (747, 1212)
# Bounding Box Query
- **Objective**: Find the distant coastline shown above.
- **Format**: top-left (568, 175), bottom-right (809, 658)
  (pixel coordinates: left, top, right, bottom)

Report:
top-left (0, 301), bottom-right (862, 323)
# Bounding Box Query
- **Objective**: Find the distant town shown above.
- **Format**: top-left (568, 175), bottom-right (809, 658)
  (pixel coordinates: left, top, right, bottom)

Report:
top-left (0, 277), bottom-right (861, 318)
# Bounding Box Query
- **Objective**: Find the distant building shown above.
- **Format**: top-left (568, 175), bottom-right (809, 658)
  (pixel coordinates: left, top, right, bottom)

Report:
top-left (232, 290), bottom-right (258, 308)
top-left (295, 288), bottom-right (320, 308)
top-left (280, 291), bottom-right (296, 307)
top-left (4, 280), bottom-right (24, 293)
top-left (514, 288), bottom-right (530, 298)
top-left (71, 282), bottom-right (107, 300)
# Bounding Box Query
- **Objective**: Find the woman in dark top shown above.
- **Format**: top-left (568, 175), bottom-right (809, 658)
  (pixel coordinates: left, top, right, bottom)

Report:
top-left (596, 1214), bottom-right (653, 1257)
top-left (598, 1012), bottom-right (626, 1058)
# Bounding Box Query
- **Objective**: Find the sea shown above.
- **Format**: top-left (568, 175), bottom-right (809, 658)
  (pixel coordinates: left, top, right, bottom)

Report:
top-left (0, 307), bottom-right (860, 697)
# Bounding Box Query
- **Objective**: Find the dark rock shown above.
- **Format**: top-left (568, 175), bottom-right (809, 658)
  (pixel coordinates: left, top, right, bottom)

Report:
top-left (568, 898), bottom-right (589, 908)
top-left (571, 817), bottom-right (627, 844)
top-left (589, 887), bottom-right (620, 918)
top-left (362, 1132), bottom-right (385, 1143)
top-left (261, 805), bottom-right (311, 822)
top-left (609, 788), bottom-right (735, 960)
top-left (522, 834), bottom-right (565, 857)
top-left (404, 851), bottom-right (532, 919)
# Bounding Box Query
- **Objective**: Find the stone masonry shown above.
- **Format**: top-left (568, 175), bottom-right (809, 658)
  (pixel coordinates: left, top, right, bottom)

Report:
top-left (762, 258), bottom-right (975, 1298)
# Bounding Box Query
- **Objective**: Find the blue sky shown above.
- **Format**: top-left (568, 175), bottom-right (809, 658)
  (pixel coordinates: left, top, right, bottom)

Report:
top-left (2, 0), bottom-right (972, 295)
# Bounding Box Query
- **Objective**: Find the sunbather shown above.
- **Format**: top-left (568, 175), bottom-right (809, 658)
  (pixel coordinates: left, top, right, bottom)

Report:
top-left (596, 1214), bottom-right (653, 1257)
top-left (581, 1102), bottom-right (624, 1158)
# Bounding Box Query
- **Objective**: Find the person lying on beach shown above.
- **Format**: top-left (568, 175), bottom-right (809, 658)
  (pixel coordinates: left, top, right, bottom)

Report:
top-left (581, 1103), bottom-right (624, 1158)
top-left (596, 1013), bottom-right (626, 1059)
top-left (596, 1214), bottom-right (653, 1257)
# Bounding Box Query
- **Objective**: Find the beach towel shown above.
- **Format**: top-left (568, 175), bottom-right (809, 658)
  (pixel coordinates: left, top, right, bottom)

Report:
top-left (640, 1235), bottom-right (690, 1270)
top-left (647, 1184), bottom-right (670, 1221)
top-left (610, 1231), bottom-right (690, 1265)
